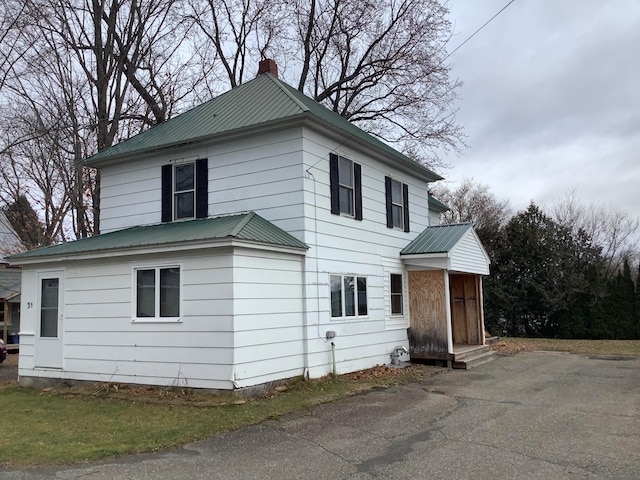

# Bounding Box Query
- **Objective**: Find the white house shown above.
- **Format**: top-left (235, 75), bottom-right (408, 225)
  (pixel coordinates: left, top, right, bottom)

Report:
top-left (10, 60), bottom-right (491, 392)
top-left (1, 211), bottom-right (24, 350)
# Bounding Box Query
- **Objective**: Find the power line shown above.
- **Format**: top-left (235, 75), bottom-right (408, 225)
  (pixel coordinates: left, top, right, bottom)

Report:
top-left (446, 0), bottom-right (518, 59)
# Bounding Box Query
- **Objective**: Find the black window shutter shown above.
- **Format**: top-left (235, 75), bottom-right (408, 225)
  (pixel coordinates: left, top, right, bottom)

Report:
top-left (161, 164), bottom-right (172, 223)
top-left (354, 163), bottom-right (362, 220)
top-left (403, 183), bottom-right (410, 232)
top-left (329, 153), bottom-right (340, 215)
top-left (195, 158), bottom-right (208, 219)
top-left (385, 176), bottom-right (393, 228)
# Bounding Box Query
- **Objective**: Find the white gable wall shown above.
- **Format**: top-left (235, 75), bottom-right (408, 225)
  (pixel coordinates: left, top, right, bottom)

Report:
top-left (449, 230), bottom-right (490, 275)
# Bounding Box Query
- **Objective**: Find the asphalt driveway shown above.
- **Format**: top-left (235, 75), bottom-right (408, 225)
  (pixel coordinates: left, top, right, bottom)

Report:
top-left (2, 352), bottom-right (639, 479)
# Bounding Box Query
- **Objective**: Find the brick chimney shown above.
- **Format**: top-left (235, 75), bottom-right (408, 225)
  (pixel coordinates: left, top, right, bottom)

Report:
top-left (257, 59), bottom-right (278, 79)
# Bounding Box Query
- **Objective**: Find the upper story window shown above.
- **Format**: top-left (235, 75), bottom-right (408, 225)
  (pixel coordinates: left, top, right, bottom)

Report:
top-left (338, 156), bottom-right (354, 216)
top-left (161, 158), bottom-right (209, 222)
top-left (135, 266), bottom-right (181, 321)
top-left (174, 163), bottom-right (195, 219)
top-left (330, 274), bottom-right (368, 319)
top-left (390, 178), bottom-right (403, 229)
top-left (385, 176), bottom-right (410, 232)
top-left (330, 153), bottom-right (362, 220)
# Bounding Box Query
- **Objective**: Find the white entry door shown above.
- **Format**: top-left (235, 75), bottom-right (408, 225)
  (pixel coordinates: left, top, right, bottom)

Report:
top-left (35, 271), bottom-right (65, 368)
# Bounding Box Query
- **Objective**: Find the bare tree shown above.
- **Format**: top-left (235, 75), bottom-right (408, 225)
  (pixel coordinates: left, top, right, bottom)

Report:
top-left (432, 179), bottom-right (511, 232)
top-left (551, 190), bottom-right (640, 277)
top-left (187, 0), bottom-right (463, 167)
top-left (0, 0), bottom-right (198, 240)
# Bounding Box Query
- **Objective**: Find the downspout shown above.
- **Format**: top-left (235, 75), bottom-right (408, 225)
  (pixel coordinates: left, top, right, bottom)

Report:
top-left (305, 168), bottom-right (331, 378)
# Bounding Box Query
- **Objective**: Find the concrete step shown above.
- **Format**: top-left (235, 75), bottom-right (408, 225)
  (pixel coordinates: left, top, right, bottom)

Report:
top-left (452, 350), bottom-right (497, 370)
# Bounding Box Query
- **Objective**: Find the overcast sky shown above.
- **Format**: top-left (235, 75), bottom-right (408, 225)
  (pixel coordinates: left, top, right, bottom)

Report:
top-left (441, 0), bottom-right (640, 220)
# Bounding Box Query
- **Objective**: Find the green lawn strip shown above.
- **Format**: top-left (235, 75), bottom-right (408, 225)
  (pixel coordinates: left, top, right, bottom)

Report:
top-left (499, 338), bottom-right (640, 356)
top-left (0, 371), bottom-right (419, 468)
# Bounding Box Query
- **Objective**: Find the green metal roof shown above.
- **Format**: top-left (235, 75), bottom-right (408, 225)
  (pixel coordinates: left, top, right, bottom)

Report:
top-left (9, 213), bottom-right (308, 261)
top-left (428, 195), bottom-right (449, 212)
top-left (85, 74), bottom-right (442, 182)
top-left (400, 223), bottom-right (472, 256)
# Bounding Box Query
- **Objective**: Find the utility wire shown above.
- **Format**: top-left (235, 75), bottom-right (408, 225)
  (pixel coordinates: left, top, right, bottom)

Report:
top-left (446, 0), bottom-right (518, 58)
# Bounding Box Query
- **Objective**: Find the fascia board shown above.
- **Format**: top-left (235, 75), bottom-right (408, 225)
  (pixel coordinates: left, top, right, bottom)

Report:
top-left (400, 252), bottom-right (451, 260)
top-left (88, 113), bottom-right (442, 184)
top-left (12, 239), bottom-right (306, 266)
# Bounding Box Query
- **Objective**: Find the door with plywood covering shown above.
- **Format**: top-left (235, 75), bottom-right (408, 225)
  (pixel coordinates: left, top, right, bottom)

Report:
top-left (408, 270), bottom-right (448, 356)
top-left (450, 274), bottom-right (481, 345)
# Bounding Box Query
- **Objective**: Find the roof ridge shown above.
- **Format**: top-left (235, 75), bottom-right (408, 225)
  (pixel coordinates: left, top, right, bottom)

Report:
top-left (263, 74), bottom-right (310, 113)
top-left (230, 212), bottom-right (256, 237)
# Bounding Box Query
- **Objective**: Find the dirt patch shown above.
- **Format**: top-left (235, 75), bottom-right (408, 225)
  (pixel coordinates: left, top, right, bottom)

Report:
top-left (29, 363), bottom-right (436, 407)
top-left (0, 353), bottom-right (18, 385)
top-left (491, 341), bottom-right (538, 356)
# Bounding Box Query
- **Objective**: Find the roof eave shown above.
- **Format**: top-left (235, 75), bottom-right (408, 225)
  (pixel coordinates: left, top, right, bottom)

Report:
top-left (399, 252), bottom-right (450, 259)
top-left (10, 237), bottom-right (307, 266)
top-left (86, 113), bottom-right (443, 184)
top-left (301, 118), bottom-right (443, 183)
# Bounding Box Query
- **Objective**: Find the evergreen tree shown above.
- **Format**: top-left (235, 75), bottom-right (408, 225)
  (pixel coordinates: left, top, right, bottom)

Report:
top-left (605, 259), bottom-right (637, 339)
top-left (485, 203), bottom-right (604, 338)
top-left (4, 195), bottom-right (45, 250)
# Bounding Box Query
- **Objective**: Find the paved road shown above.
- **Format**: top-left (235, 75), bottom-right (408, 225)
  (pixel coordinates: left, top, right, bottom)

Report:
top-left (3, 352), bottom-right (639, 479)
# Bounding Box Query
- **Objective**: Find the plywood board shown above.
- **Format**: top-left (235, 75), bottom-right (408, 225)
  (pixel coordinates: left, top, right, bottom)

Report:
top-left (408, 270), bottom-right (448, 354)
top-left (450, 274), bottom-right (481, 345)
top-left (463, 275), bottom-right (480, 344)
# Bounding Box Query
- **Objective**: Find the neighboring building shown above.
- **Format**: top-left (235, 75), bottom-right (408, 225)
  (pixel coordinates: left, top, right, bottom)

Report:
top-left (10, 61), bottom-right (490, 391)
top-left (0, 211), bottom-right (24, 349)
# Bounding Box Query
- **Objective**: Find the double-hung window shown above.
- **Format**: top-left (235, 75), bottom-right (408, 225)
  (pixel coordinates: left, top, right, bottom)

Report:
top-left (385, 176), bottom-right (410, 232)
top-left (174, 163), bottom-right (195, 219)
top-left (390, 179), bottom-right (403, 229)
top-left (390, 273), bottom-right (404, 315)
top-left (330, 275), bottom-right (367, 318)
top-left (329, 153), bottom-right (362, 220)
top-left (161, 158), bottom-right (208, 222)
top-left (338, 157), bottom-right (354, 216)
top-left (135, 266), bottom-right (181, 321)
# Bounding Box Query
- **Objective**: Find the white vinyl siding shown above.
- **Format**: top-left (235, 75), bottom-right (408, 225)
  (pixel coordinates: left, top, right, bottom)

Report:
top-left (449, 231), bottom-right (491, 275)
top-left (299, 128), bottom-right (428, 377)
top-left (23, 124), bottom-right (452, 387)
top-left (18, 246), bottom-right (305, 390)
top-left (100, 129), bottom-right (306, 239)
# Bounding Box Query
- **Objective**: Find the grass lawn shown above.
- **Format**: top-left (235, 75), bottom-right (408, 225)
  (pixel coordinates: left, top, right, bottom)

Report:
top-left (492, 338), bottom-right (640, 356)
top-left (1, 338), bottom-right (639, 468)
top-left (0, 365), bottom-right (427, 468)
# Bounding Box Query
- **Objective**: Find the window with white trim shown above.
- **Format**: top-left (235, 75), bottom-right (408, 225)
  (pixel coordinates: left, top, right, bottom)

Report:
top-left (135, 266), bottom-right (181, 320)
top-left (390, 273), bottom-right (404, 315)
top-left (330, 275), bottom-right (367, 318)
